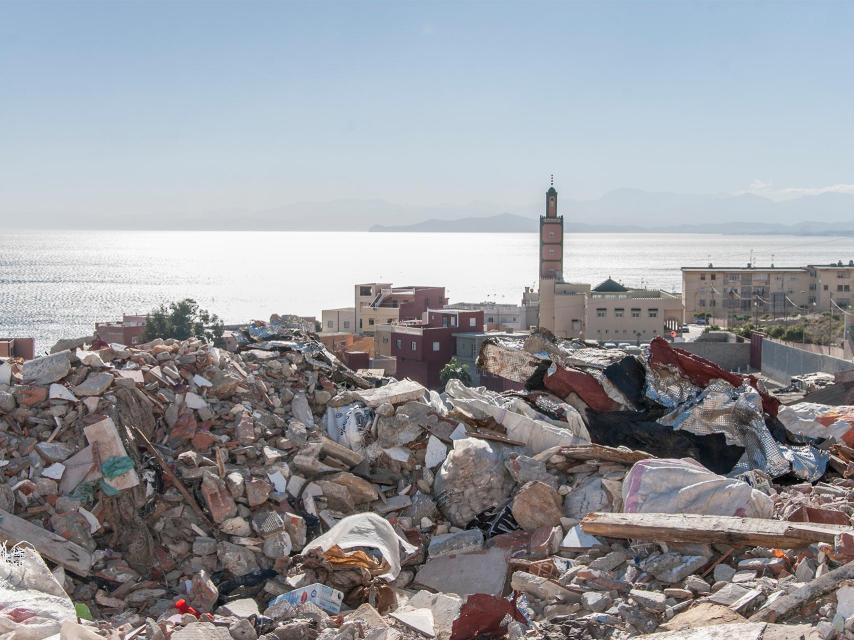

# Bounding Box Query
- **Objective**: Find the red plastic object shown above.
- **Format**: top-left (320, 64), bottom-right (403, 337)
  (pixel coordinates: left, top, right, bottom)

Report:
top-left (175, 599), bottom-right (201, 618)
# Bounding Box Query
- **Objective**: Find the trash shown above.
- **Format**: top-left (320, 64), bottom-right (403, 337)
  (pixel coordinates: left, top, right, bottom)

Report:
top-left (0, 318), bottom-right (851, 637)
top-left (304, 513), bottom-right (416, 580)
top-left (622, 458), bottom-right (774, 518)
top-left (433, 437), bottom-right (514, 527)
top-left (0, 544), bottom-right (77, 640)
top-left (778, 402), bottom-right (854, 445)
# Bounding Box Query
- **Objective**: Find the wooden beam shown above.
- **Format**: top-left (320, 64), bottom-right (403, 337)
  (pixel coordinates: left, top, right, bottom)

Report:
top-left (0, 508), bottom-right (93, 576)
top-left (581, 512), bottom-right (850, 549)
top-left (750, 559), bottom-right (854, 622)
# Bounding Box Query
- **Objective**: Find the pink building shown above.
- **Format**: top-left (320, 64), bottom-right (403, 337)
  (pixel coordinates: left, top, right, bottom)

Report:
top-left (355, 284), bottom-right (448, 335)
top-left (94, 315), bottom-right (147, 346)
top-left (0, 337), bottom-right (35, 360)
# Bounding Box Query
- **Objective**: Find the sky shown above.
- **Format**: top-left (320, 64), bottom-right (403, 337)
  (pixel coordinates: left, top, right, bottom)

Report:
top-left (1, 0), bottom-right (853, 221)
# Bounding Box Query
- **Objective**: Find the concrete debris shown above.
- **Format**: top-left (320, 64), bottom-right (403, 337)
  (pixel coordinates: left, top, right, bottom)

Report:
top-left (0, 323), bottom-right (851, 640)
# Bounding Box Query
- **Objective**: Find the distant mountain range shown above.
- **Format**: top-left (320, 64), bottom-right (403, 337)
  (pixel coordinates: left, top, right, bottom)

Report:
top-left (369, 189), bottom-right (854, 234)
top-left (371, 213), bottom-right (854, 235)
top-left (18, 188), bottom-right (854, 232)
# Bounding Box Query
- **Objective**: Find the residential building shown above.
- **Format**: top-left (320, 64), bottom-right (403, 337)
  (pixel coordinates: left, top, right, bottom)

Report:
top-left (536, 181), bottom-right (682, 341)
top-left (95, 315), bottom-right (147, 345)
top-left (522, 286), bottom-right (539, 330)
top-left (391, 309), bottom-right (484, 388)
top-left (0, 337), bottom-right (35, 360)
top-left (354, 283), bottom-right (447, 335)
top-left (321, 307), bottom-right (355, 333)
top-left (444, 301), bottom-right (526, 331)
top-left (681, 260), bottom-right (854, 324)
top-left (372, 323), bottom-right (397, 375)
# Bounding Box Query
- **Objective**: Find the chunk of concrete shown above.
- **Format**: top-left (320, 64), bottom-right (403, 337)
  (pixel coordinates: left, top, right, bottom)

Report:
top-left (22, 351), bottom-right (71, 385)
top-left (414, 546), bottom-right (508, 597)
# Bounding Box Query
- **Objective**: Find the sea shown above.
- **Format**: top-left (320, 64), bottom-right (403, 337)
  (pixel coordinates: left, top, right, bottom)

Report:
top-left (3, 230), bottom-right (854, 353)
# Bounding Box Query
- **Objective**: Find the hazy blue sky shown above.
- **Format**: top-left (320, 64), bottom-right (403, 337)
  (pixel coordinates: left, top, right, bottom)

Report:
top-left (1, 0), bottom-right (853, 219)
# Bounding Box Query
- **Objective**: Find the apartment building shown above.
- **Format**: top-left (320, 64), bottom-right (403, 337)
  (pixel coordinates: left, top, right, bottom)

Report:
top-left (681, 260), bottom-right (854, 323)
top-left (444, 301), bottom-right (526, 331)
top-left (353, 283), bottom-right (447, 335)
top-left (95, 314), bottom-right (147, 345)
top-left (391, 309), bottom-right (484, 388)
top-left (321, 307), bottom-right (355, 333)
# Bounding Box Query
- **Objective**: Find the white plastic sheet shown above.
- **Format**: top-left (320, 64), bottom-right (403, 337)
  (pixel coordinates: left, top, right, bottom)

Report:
top-left (304, 513), bottom-right (417, 580)
top-left (444, 380), bottom-right (589, 453)
top-left (0, 545), bottom-right (76, 640)
top-left (777, 402), bottom-right (854, 443)
top-left (622, 458), bottom-right (774, 518)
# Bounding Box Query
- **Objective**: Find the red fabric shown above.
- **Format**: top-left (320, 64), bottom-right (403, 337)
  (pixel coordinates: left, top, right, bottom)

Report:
top-left (543, 364), bottom-right (619, 413)
top-left (649, 337), bottom-right (780, 416)
top-left (449, 594), bottom-right (526, 640)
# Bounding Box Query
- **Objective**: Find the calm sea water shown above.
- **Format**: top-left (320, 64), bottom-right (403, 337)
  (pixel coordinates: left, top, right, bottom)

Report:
top-left (3, 230), bottom-right (854, 353)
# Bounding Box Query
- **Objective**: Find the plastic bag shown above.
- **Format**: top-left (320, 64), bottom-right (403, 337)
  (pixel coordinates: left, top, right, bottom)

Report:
top-left (0, 544), bottom-right (76, 640)
top-left (304, 513), bottom-right (416, 580)
top-left (622, 458), bottom-right (774, 518)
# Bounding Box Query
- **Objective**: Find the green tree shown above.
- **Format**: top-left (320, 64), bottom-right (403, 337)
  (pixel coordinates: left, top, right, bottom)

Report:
top-left (144, 298), bottom-right (224, 345)
top-left (769, 325), bottom-right (785, 339)
top-left (439, 357), bottom-right (472, 389)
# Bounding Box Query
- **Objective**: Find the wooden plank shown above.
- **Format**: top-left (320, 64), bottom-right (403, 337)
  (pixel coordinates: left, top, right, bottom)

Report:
top-left (581, 512), bottom-right (850, 549)
top-left (554, 444), bottom-right (653, 465)
top-left (0, 508), bottom-right (93, 576)
top-left (750, 559), bottom-right (854, 622)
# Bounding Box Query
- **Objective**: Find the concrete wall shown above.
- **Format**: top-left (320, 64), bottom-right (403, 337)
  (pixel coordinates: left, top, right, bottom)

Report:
top-left (676, 341), bottom-right (753, 373)
top-left (761, 338), bottom-right (854, 384)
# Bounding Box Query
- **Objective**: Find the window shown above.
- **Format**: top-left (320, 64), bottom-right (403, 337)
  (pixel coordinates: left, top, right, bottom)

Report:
top-left (327, 320), bottom-right (333, 328)
top-left (710, 300), bottom-right (716, 307)
top-left (469, 317), bottom-right (476, 327)
top-left (359, 319), bottom-right (363, 328)
top-left (699, 299), bottom-right (706, 307)
top-left (359, 286), bottom-right (372, 296)
top-left (648, 308), bottom-right (659, 318)
top-left (451, 317), bottom-right (457, 327)
top-left (396, 339), bottom-right (402, 349)
top-left (411, 341), bottom-right (417, 351)
top-left (383, 337), bottom-right (389, 344)
top-left (838, 285), bottom-right (845, 292)
top-left (432, 341), bottom-right (440, 352)
top-left (631, 308), bottom-right (641, 318)
top-left (846, 285), bottom-right (852, 292)
top-left (710, 274), bottom-right (716, 280)
top-left (343, 321), bottom-right (350, 329)
top-left (487, 316), bottom-right (494, 323)
top-left (615, 308), bottom-right (624, 318)
top-left (596, 308), bottom-right (607, 318)
top-left (368, 318), bottom-right (375, 326)
top-left (824, 285), bottom-right (829, 291)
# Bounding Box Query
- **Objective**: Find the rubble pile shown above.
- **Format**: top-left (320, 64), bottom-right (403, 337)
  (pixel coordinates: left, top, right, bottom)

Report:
top-left (2, 324), bottom-right (854, 639)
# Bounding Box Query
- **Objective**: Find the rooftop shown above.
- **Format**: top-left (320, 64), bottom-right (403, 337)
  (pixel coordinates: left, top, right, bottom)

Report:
top-left (592, 277), bottom-right (629, 293)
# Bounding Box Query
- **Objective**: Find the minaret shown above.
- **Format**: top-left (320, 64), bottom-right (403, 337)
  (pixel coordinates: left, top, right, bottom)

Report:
top-left (538, 175), bottom-right (564, 332)
top-left (539, 174), bottom-right (564, 281)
